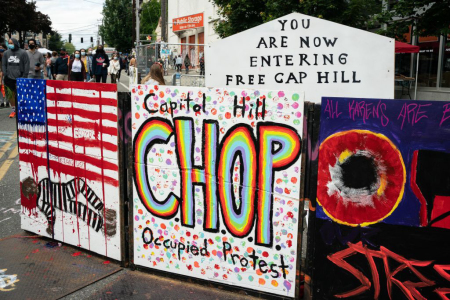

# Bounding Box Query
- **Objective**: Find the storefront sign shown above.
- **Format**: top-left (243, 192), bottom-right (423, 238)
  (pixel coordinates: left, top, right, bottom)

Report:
top-left (173, 13), bottom-right (204, 32)
top-left (206, 13), bottom-right (394, 103)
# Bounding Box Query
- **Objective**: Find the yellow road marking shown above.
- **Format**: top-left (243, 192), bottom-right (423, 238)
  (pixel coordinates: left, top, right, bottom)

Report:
top-left (0, 132), bottom-right (17, 161)
top-left (0, 146), bottom-right (18, 182)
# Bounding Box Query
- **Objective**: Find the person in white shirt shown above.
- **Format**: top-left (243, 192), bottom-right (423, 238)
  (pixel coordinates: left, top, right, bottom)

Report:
top-left (68, 50), bottom-right (86, 82)
top-left (108, 54), bottom-right (121, 84)
top-left (141, 63), bottom-right (166, 86)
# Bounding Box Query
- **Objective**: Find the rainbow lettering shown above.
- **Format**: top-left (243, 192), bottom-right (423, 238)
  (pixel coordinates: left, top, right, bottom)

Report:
top-left (257, 124), bottom-right (301, 245)
top-left (133, 118), bottom-right (179, 218)
top-left (218, 125), bottom-right (257, 237)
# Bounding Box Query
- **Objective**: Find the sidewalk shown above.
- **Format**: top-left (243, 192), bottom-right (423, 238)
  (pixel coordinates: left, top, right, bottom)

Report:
top-left (0, 231), bottom-right (260, 300)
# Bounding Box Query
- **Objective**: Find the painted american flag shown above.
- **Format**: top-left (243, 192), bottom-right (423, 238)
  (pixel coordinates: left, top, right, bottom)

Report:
top-left (17, 78), bottom-right (121, 260)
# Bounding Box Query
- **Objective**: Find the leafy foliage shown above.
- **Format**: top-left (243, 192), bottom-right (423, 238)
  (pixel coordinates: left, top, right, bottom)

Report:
top-left (375, 0), bottom-right (450, 39)
top-left (100, 0), bottom-right (133, 53)
top-left (211, 0), bottom-right (449, 40)
top-left (64, 42), bottom-right (76, 55)
top-left (210, 0), bottom-right (382, 38)
top-left (0, 0), bottom-right (52, 47)
top-left (48, 31), bottom-right (64, 51)
top-left (140, 0), bottom-right (161, 38)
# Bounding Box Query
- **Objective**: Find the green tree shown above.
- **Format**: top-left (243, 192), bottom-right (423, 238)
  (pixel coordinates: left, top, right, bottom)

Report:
top-left (375, 0), bottom-right (450, 40)
top-left (100, 0), bottom-right (133, 53)
top-left (48, 31), bottom-right (64, 51)
top-left (140, 0), bottom-right (161, 39)
top-left (211, 0), bottom-right (382, 38)
top-left (1, 0), bottom-right (52, 47)
top-left (64, 42), bottom-right (76, 54)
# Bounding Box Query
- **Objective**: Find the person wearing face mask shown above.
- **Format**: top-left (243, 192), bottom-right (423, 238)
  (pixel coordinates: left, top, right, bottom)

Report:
top-left (2, 38), bottom-right (29, 118)
top-left (108, 54), bottom-right (120, 84)
top-left (26, 39), bottom-right (45, 79)
top-left (92, 45), bottom-right (109, 83)
top-left (54, 48), bottom-right (69, 81)
top-left (68, 50), bottom-right (87, 82)
top-left (80, 48), bottom-right (92, 82)
top-left (50, 51), bottom-right (58, 80)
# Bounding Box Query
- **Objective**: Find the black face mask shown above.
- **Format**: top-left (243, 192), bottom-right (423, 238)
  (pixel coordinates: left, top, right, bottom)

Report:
top-left (29, 44), bottom-right (35, 49)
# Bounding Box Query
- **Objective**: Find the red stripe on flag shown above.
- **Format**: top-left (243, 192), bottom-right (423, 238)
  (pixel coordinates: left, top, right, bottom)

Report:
top-left (46, 107), bottom-right (117, 123)
top-left (46, 92), bottom-right (118, 107)
top-left (18, 142), bottom-right (119, 172)
top-left (19, 150), bottom-right (119, 187)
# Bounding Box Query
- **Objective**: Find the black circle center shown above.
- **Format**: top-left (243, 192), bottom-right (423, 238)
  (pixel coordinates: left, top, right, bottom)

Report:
top-left (340, 154), bottom-right (378, 189)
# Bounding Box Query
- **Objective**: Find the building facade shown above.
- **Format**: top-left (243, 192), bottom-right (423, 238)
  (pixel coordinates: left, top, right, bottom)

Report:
top-left (3, 32), bottom-right (48, 49)
top-left (167, 0), bottom-right (220, 67)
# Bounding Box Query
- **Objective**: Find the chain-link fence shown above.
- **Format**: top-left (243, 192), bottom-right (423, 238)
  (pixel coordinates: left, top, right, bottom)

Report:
top-left (135, 42), bottom-right (206, 87)
top-left (171, 74), bottom-right (205, 87)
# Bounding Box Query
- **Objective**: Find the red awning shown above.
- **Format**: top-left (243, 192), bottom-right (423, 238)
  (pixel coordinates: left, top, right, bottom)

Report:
top-left (395, 41), bottom-right (419, 53)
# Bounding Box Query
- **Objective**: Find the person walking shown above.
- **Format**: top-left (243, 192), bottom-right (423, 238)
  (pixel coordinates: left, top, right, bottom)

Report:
top-left (50, 51), bottom-right (58, 79)
top-left (92, 45), bottom-right (109, 83)
top-left (45, 52), bottom-right (52, 79)
top-left (124, 55), bottom-right (130, 74)
top-left (26, 38), bottom-right (45, 79)
top-left (68, 50), bottom-right (86, 82)
top-left (117, 54), bottom-right (125, 82)
top-left (184, 54), bottom-right (190, 74)
top-left (176, 55), bottom-right (182, 72)
top-left (199, 54), bottom-right (205, 76)
top-left (2, 38), bottom-right (29, 118)
top-left (0, 44), bottom-right (8, 108)
top-left (108, 53), bottom-right (120, 84)
top-left (141, 63), bottom-right (165, 86)
top-left (80, 48), bottom-right (92, 82)
top-left (54, 48), bottom-right (69, 81)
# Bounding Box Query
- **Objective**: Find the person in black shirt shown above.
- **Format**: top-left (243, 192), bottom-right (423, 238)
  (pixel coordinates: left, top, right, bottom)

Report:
top-left (54, 48), bottom-right (69, 81)
top-left (92, 45), bottom-right (109, 83)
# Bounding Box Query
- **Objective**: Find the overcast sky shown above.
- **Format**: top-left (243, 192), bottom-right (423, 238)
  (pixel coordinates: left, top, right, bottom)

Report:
top-left (34, 0), bottom-right (105, 50)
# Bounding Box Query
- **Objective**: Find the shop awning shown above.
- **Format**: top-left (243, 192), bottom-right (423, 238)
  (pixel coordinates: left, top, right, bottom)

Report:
top-left (395, 41), bottom-right (419, 53)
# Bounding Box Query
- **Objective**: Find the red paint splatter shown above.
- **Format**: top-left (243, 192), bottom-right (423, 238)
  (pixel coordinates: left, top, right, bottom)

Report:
top-left (214, 264), bottom-right (220, 269)
top-left (262, 251), bottom-right (269, 258)
top-left (287, 240), bottom-right (293, 247)
top-left (32, 249), bottom-right (39, 254)
top-left (287, 212), bottom-right (294, 219)
top-left (187, 265), bottom-right (193, 271)
top-left (103, 261), bottom-right (110, 264)
top-left (72, 251), bottom-right (82, 257)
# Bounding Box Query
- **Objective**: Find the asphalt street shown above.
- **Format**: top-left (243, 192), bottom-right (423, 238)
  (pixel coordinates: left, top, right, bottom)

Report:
top-left (0, 106), bottom-right (21, 240)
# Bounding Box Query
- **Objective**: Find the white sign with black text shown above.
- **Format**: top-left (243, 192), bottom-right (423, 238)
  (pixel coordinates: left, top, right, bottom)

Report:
top-left (206, 13), bottom-right (394, 103)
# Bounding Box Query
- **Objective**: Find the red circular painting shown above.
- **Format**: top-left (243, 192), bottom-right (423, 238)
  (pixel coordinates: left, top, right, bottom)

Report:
top-left (317, 130), bottom-right (406, 226)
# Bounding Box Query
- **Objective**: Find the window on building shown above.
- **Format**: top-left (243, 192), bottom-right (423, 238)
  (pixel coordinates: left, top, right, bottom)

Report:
top-left (417, 41), bottom-right (440, 87)
top-left (441, 41), bottom-right (450, 88)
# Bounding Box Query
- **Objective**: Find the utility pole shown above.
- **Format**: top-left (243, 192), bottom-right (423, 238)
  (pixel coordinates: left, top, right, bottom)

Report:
top-left (132, 0), bottom-right (136, 43)
top-left (136, 0), bottom-right (140, 50)
top-left (161, 0), bottom-right (167, 42)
